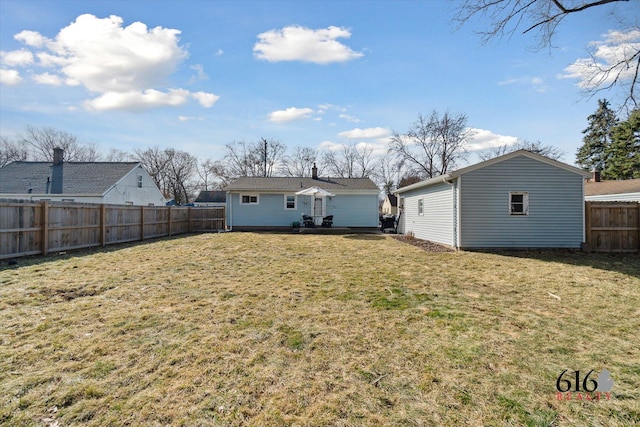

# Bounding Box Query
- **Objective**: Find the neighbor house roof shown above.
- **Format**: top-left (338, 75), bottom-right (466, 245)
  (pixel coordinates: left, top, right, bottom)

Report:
top-left (224, 176), bottom-right (379, 192)
top-left (0, 161), bottom-right (142, 195)
top-left (395, 150), bottom-right (592, 194)
top-left (194, 190), bottom-right (227, 203)
top-left (585, 178), bottom-right (640, 196)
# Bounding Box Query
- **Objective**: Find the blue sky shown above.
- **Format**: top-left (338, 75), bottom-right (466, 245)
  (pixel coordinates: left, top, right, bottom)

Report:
top-left (1, 0), bottom-right (638, 167)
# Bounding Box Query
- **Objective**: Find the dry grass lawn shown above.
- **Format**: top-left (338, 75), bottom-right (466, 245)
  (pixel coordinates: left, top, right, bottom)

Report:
top-left (1, 232), bottom-right (639, 426)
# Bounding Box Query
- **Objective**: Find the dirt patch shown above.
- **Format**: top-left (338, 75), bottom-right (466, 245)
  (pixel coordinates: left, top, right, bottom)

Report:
top-left (391, 235), bottom-right (454, 252)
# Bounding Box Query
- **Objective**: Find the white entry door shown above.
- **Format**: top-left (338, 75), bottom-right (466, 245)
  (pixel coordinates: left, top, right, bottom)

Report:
top-left (313, 197), bottom-right (325, 225)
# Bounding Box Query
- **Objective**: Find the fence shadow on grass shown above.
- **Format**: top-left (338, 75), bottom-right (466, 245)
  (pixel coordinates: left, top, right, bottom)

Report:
top-left (485, 250), bottom-right (640, 280)
top-left (0, 234), bottom-right (193, 271)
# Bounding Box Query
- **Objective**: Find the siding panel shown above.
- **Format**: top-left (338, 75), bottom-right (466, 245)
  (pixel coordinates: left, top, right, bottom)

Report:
top-left (460, 156), bottom-right (584, 248)
top-left (401, 182), bottom-right (454, 246)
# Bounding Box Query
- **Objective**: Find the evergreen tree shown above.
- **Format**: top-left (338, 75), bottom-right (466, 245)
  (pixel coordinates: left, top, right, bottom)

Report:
top-left (576, 99), bottom-right (618, 176)
top-left (605, 110), bottom-right (640, 179)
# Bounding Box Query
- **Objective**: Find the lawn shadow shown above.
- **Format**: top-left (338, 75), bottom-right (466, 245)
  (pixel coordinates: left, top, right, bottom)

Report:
top-left (0, 234), bottom-right (195, 270)
top-left (343, 234), bottom-right (386, 241)
top-left (481, 249), bottom-right (640, 280)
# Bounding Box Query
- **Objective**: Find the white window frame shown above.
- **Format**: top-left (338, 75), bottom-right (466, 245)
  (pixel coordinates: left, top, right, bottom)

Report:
top-left (137, 174), bottom-right (143, 188)
top-left (284, 194), bottom-right (297, 210)
top-left (509, 192), bottom-right (529, 216)
top-left (240, 193), bottom-right (259, 205)
top-left (418, 198), bottom-right (424, 216)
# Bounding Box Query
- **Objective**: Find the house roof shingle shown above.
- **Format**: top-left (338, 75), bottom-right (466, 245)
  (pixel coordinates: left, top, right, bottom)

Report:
top-left (585, 178), bottom-right (640, 196)
top-left (223, 176), bottom-right (379, 192)
top-left (194, 190), bottom-right (226, 203)
top-left (0, 161), bottom-right (141, 195)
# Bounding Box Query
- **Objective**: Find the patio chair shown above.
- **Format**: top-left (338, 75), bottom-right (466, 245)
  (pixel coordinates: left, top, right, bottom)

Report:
top-left (321, 215), bottom-right (333, 228)
top-left (302, 215), bottom-right (315, 228)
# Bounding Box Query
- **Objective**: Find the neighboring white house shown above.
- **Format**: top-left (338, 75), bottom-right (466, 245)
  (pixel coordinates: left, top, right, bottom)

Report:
top-left (0, 149), bottom-right (166, 206)
top-left (584, 173), bottom-right (640, 202)
top-left (395, 150), bottom-right (592, 249)
top-left (381, 193), bottom-right (398, 215)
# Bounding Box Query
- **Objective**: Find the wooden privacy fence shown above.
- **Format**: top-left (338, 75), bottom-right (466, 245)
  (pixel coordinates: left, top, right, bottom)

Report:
top-left (585, 201), bottom-right (639, 253)
top-left (0, 201), bottom-right (226, 259)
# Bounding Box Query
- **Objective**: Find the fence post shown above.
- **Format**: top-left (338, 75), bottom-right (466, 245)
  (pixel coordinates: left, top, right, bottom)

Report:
top-left (140, 205), bottom-right (145, 241)
top-left (168, 206), bottom-right (172, 237)
top-left (188, 207), bottom-right (192, 233)
top-left (585, 201), bottom-right (591, 247)
top-left (100, 204), bottom-right (106, 247)
top-left (41, 201), bottom-right (49, 256)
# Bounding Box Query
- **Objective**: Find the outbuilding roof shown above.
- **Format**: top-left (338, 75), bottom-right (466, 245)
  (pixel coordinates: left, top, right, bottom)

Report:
top-left (0, 161), bottom-right (142, 195)
top-left (395, 150), bottom-right (592, 194)
top-left (224, 176), bottom-right (379, 192)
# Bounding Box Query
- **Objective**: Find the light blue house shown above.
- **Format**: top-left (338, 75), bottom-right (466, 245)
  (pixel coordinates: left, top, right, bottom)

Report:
top-left (224, 169), bottom-right (379, 231)
top-left (395, 150), bottom-right (592, 249)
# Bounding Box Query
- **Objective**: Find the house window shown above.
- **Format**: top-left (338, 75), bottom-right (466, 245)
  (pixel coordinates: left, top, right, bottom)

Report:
top-left (137, 175), bottom-right (143, 188)
top-left (284, 194), bottom-right (297, 210)
top-left (418, 199), bottom-right (424, 216)
top-left (509, 192), bottom-right (529, 215)
top-left (240, 194), bottom-right (259, 205)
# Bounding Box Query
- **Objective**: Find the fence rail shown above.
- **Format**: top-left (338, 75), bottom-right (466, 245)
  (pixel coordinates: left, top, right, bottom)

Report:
top-left (585, 201), bottom-right (639, 253)
top-left (0, 201), bottom-right (225, 259)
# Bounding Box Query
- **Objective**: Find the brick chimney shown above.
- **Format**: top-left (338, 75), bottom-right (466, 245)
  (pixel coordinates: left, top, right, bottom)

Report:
top-left (51, 147), bottom-right (64, 194)
top-left (591, 168), bottom-right (601, 182)
top-left (312, 163), bottom-right (318, 180)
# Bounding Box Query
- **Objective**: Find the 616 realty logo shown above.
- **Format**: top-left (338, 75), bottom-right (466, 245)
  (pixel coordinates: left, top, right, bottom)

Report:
top-left (555, 369), bottom-right (614, 401)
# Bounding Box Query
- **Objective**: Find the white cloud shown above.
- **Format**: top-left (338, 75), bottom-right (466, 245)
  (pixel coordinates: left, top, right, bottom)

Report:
top-left (467, 128), bottom-right (518, 151)
top-left (178, 115), bottom-right (203, 121)
top-left (191, 91), bottom-right (219, 107)
top-left (338, 114), bottom-right (362, 123)
top-left (189, 64), bottom-right (208, 83)
top-left (498, 76), bottom-right (548, 93)
top-left (254, 25), bottom-right (363, 64)
top-left (0, 49), bottom-right (34, 67)
top-left (14, 30), bottom-right (47, 47)
top-left (32, 72), bottom-right (63, 86)
top-left (9, 14), bottom-right (218, 111)
top-left (268, 107), bottom-right (314, 123)
top-left (84, 88), bottom-right (191, 111)
top-left (338, 127), bottom-right (390, 139)
top-left (0, 69), bottom-right (22, 85)
top-left (318, 140), bottom-right (342, 151)
top-left (215, 49), bottom-right (224, 56)
top-left (559, 29), bottom-right (640, 90)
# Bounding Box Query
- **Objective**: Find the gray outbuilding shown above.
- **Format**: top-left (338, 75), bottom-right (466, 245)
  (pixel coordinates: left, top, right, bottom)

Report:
top-left (395, 150), bottom-right (592, 249)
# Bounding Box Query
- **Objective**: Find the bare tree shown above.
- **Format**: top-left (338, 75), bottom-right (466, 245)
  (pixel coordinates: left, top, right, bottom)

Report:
top-left (20, 125), bottom-right (99, 161)
top-left (390, 111), bottom-right (473, 179)
top-left (280, 146), bottom-right (318, 177)
top-left (103, 148), bottom-right (135, 162)
top-left (372, 154), bottom-right (402, 194)
top-left (454, 0), bottom-right (639, 111)
top-left (321, 142), bottom-right (377, 178)
top-left (197, 159), bottom-right (217, 191)
top-left (165, 149), bottom-right (197, 205)
top-left (478, 139), bottom-right (565, 161)
top-left (0, 136), bottom-right (28, 167)
top-left (223, 138), bottom-right (287, 178)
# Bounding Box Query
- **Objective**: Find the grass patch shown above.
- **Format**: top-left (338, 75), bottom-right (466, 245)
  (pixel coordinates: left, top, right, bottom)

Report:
top-left (0, 233), bottom-right (639, 426)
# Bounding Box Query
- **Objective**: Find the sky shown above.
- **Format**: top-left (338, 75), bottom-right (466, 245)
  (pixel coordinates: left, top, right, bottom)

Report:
top-left (1, 0), bottom-right (638, 169)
